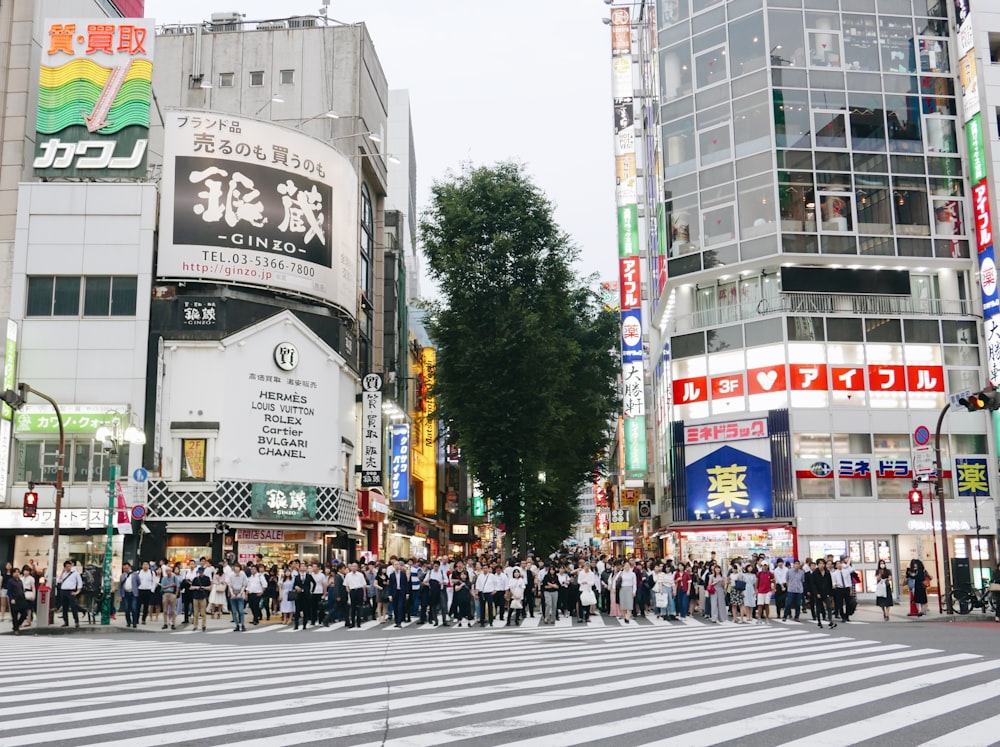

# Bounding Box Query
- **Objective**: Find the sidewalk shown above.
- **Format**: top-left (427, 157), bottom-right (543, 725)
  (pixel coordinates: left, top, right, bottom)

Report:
top-left (1, 610), bottom-right (288, 635)
top-left (848, 596), bottom-right (996, 624)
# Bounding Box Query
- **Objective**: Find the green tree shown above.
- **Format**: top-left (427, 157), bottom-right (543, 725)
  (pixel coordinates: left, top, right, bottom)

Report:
top-left (421, 162), bottom-right (619, 554)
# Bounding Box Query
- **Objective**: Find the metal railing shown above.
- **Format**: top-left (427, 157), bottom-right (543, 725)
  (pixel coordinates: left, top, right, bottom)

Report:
top-left (670, 294), bottom-right (974, 334)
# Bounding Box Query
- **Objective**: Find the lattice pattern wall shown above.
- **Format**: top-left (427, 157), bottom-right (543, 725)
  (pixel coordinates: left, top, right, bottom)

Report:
top-left (146, 480), bottom-right (359, 527)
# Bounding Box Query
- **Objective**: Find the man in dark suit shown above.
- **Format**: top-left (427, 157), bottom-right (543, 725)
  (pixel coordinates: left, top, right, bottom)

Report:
top-left (387, 559), bottom-right (409, 628)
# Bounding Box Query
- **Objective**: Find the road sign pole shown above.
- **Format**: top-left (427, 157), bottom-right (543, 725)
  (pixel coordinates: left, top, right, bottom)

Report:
top-left (101, 461), bottom-right (117, 625)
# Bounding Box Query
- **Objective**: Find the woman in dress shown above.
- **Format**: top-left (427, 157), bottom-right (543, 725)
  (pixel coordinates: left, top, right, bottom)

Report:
top-left (508, 568), bottom-right (526, 626)
top-left (279, 569), bottom-right (295, 624)
top-left (911, 558), bottom-right (931, 617)
top-left (618, 561), bottom-right (636, 624)
top-left (727, 562), bottom-right (745, 623)
top-left (452, 570), bottom-right (474, 626)
top-left (875, 566), bottom-right (894, 621)
top-left (21, 566), bottom-right (36, 627)
top-left (208, 565), bottom-right (228, 619)
top-left (575, 562), bottom-right (598, 623)
top-left (652, 563), bottom-right (671, 619)
top-left (149, 566), bottom-right (163, 623)
top-left (709, 564), bottom-right (727, 624)
top-left (742, 563), bottom-right (757, 622)
top-left (375, 563), bottom-right (390, 623)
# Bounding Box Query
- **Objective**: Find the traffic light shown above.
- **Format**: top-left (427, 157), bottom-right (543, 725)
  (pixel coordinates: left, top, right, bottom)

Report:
top-left (959, 385), bottom-right (1000, 412)
top-left (908, 487), bottom-right (924, 515)
top-left (22, 490), bottom-right (38, 518)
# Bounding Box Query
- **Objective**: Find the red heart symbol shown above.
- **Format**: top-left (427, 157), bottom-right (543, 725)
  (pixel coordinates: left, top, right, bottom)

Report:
top-left (822, 43), bottom-right (827, 49)
top-left (712, 139), bottom-right (718, 145)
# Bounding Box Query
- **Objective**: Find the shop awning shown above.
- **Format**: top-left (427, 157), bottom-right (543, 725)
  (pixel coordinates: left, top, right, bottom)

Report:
top-left (669, 520), bottom-right (795, 532)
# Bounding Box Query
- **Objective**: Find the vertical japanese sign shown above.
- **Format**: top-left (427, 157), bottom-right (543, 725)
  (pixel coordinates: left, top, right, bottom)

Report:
top-left (390, 424), bottom-right (410, 502)
top-left (0, 321), bottom-right (16, 497)
top-left (34, 19), bottom-right (153, 178)
top-left (360, 373), bottom-right (383, 488)
top-left (610, 6), bottom-right (647, 479)
top-left (419, 347), bottom-right (437, 514)
top-left (157, 110), bottom-right (359, 315)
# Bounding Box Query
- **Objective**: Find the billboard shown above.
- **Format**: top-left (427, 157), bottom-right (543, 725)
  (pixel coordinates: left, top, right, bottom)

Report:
top-left (34, 19), bottom-right (154, 178)
top-left (158, 110), bottom-right (359, 315)
top-left (390, 424), bottom-right (410, 502)
top-left (111, 1), bottom-right (146, 16)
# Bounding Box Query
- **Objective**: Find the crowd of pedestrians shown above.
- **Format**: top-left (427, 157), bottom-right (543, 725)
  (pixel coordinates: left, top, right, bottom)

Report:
top-left (4, 551), bottom-right (999, 634)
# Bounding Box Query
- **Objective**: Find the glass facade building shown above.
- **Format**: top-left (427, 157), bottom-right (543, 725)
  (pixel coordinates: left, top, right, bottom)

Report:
top-left (652, 0), bottom-right (998, 589)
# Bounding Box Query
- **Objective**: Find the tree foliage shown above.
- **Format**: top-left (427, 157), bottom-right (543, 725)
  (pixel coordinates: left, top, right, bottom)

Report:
top-left (420, 162), bottom-right (619, 554)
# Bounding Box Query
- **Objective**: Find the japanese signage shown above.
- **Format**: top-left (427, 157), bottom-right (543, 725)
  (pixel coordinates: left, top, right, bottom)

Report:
top-left (987, 317), bottom-right (1000, 386)
top-left (360, 373), bottom-right (383, 488)
top-left (179, 299), bottom-right (222, 329)
top-left (686, 444), bottom-right (773, 521)
top-left (34, 19), bottom-right (153, 178)
top-left (610, 8), bottom-right (647, 481)
top-left (621, 488), bottom-right (639, 506)
top-left (959, 50), bottom-right (979, 122)
top-left (684, 418), bottom-right (768, 446)
top-left (158, 110), bottom-right (358, 313)
top-left (955, 457), bottom-right (989, 497)
top-left (13, 405), bottom-right (126, 434)
top-left (236, 528), bottom-right (287, 541)
top-left (673, 364), bottom-right (946, 405)
top-left (390, 424), bottom-right (410, 502)
top-left (0, 508), bottom-right (108, 530)
top-left (0, 320), bottom-right (16, 498)
top-left (250, 483), bottom-right (317, 521)
top-left (182, 438), bottom-right (206, 481)
top-left (471, 495), bottom-right (486, 518)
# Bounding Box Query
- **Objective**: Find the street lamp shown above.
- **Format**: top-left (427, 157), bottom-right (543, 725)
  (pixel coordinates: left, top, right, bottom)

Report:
top-left (1, 383), bottom-right (63, 627)
top-left (254, 92), bottom-right (285, 117)
top-left (95, 412), bottom-right (145, 625)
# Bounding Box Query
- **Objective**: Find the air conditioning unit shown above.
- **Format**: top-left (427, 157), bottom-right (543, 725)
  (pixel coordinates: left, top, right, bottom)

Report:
top-left (161, 25), bottom-right (196, 35)
top-left (211, 11), bottom-right (243, 32)
top-left (288, 16), bottom-right (317, 29)
top-left (257, 21), bottom-right (287, 31)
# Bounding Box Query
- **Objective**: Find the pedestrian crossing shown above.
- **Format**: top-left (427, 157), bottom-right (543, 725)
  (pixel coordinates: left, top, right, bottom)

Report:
top-left (0, 619), bottom-right (995, 746)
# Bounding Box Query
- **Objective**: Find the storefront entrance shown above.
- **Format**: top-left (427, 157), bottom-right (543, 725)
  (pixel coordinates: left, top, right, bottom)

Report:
top-left (673, 525), bottom-right (796, 565)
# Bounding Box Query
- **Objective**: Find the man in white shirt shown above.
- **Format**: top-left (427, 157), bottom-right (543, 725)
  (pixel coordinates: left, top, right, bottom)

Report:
top-left (308, 563), bottom-right (327, 625)
top-left (246, 566), bottom-right (267, 625)
top-left (423, 561), bottom-right (449, 627)
top-left (839, 556), bottom-right (857, 622)
top-left (344, 563), bottom-right (368, 629)
top-left (57, 560), bottom-right (86, 628)
top-left (137, 561), bottom-right (157, 625)
top-left (475, 568), bottom-right (498, 626)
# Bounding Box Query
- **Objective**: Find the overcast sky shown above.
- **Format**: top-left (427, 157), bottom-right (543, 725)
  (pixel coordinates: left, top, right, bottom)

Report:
top-left (145, 0), bottom-right (618, 294)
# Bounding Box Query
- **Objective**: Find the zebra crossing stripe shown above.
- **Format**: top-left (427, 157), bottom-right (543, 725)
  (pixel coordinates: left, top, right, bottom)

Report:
top-left (647, 659), bottom-right (1000, 747)
top-left (777, 676), bottom-right (1000, 747)
top-left (920, 712), bottom-right (1000, 747)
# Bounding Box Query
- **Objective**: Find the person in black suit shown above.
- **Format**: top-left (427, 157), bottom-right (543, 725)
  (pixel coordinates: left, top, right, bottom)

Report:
top-left (387, 560), bottom-right (409, 628)
top-left (291, 561), bottom-right (307, 630)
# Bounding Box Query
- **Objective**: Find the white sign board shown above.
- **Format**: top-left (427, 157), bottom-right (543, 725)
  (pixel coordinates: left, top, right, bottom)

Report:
top-left (912, 446), bottom-right (935, 477)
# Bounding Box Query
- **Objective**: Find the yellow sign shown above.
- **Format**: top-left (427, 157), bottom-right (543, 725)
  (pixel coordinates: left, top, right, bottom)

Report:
top-left (610, 521), bottom-right (629, 531)
top-left (622, 488), bottom-right (639, 506)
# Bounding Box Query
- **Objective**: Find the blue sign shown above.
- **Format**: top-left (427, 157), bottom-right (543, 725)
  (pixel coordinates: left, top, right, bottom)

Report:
top-left (390, 424), bottom-right (410, 502)
top-left (913, 426), bottom-right (930, 446)
top-left (621, 309), bottom-right (642, 362)
top-left (979, 244), bottom-right (999, 317)
top-left (686, 444), bottom-right (773, 521)
top-left (955, 457), bottom-right (989, 497)
top-left (132, 467), bottom-right (148, 483)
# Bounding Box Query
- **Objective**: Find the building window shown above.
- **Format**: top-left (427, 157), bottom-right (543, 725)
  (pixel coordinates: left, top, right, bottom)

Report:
top-left (279, 69), bottom-right (294, 85)
top-left (359, 183), bottom-right (374, 373)
top-left (83, 276), bottom-right (138, 317)
top-left (990, 33), bottom-right (1000, 64)
top-left (27, 276), bottom-right (137, 317)
top-left (219, 72), bottom-right (235, 88)
top-left (15, 437), bottom-right (114, 484)
top-left (806, 12), bottom-right (841, 68)
top-left (180, 438), bottom-right (207, 481)
top-left (249, 70), bottom-right (264, 87)
top-left (25, 276), bottom-right (81, 316)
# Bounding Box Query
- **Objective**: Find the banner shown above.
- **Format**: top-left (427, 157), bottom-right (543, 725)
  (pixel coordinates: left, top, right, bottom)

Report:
top-left (158, 110), bottom-right (358, 314)
top-left (360, 373), bottom-right (383, 488)
top-left (34, 19), bottom-right (153, 178)
top-left (390, 424), bottom-right (410, 502)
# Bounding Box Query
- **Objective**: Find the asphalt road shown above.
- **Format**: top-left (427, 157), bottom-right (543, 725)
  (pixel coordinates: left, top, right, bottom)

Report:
top-left (2, 606), bottom-right (999, 746)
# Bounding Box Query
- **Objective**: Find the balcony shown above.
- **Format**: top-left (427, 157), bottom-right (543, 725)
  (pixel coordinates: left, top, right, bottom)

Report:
top-left (670, 293), bottom-right (974, 334)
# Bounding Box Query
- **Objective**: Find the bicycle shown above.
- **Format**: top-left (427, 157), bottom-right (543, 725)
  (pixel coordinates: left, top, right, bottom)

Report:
top-left (950, 583), bottom-right (997, 615)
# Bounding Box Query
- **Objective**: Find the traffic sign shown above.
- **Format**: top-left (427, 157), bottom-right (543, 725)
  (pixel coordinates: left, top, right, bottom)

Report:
top-left (610, 509), bottom-right (627, 523)
top-left (637, 499), bottom-right (652, 519)
top-left (913, 426), bottom-right (930, 446)
top-left (130, 504), bottom-right (147, 521)
top-left (132, 467), bottom-right (148, 483)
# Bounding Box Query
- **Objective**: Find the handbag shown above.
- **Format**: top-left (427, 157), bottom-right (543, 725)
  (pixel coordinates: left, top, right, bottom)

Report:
top-left (654, 592), bottom-right (668, 608)
top-left (707, 584), bottom-right (715, 595)
top-left (734, 579), bottom-right (747, 592)
top-left (510, 599), bottom-right (523, 609)
top-left (922, 577), bottom-right (932, 589)
top-left (213, 583), bottom-right (227, 593)
top-left (874, 580), bottom-right (887, 597)
top-left (580, 588), bottom-right (597, 606)
top-left (287, 590), bottom-right (299, 601)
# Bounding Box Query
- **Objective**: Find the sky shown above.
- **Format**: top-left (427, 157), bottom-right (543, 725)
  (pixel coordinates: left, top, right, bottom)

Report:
top-left (145, 0), bottom-right (619, 294)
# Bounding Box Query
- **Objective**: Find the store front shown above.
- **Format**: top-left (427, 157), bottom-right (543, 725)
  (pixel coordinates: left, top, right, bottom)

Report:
top-left (670, 524), bottom-right (797, 565)
top-left (233, 528), bottom-right (324, 568)
top-left (0, 508), bottom-right (125, 578)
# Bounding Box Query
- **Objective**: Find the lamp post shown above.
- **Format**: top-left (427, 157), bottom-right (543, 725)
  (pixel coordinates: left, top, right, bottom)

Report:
top-left (1, 383), bottom-right (64, 627)
top-left (95, 412), bottom-right (146, 625)
top-left (933, 403), bottom-right (954, 614)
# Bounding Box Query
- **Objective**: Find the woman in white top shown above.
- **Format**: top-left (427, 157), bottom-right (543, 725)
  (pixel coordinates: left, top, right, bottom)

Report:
top-left (618, 562), bottom-right (636, 624)
top-left (742, 563), bottom-right (757, 622)
top-left (278, 569), bottom-right (295, 624)
top-left (652, 563), bottom-right (673, 620)
top-left (20, 567), bottom-right (36, 626)
top-left (507, 568), bottom-right (527, 626)
top-left (575, 563), bottom-right (598, 623)
top-left (493, 567), bottom-right (509, 624)
top-left (208, 566), bottom-right (227, 619)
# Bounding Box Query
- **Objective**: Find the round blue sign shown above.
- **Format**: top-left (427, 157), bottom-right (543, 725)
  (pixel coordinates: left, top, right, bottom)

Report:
top-left (810, 461), bottom-right (832, 478)
top-left (132, 468), bottom-right (148, 483)
top-left (130, 505), bottom-right (146, 521)
top-left (913, 426), bottom-right (930, 446)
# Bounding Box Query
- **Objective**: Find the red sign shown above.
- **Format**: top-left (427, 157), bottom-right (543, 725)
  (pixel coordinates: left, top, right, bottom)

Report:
top-left (789, 364), bottom-right (828, 391)
top-left (905, 365), bottom-right (945, 392)
top-left (747, 365), bottom-right (786, 395)
top-left (973, 178), bottom-right (994, 253)
top-left (868, 365), bottom-right (906, 392)
top-left (673, 376), bottom-right (708, 404)
top-left (620, 256), bottom-right (641, 310)
top-left (711, 373), bottom-right (745, 399)
top-left (831, 366), bottom-right (866, 391)
top-left (684, 418), bottom-right (768, 445)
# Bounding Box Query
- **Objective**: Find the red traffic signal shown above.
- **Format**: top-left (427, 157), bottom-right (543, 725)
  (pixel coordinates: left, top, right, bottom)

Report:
top-left (908, 488), bottom-right (924, 515)
top-left (22, 490), bottom-right (38, 518)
